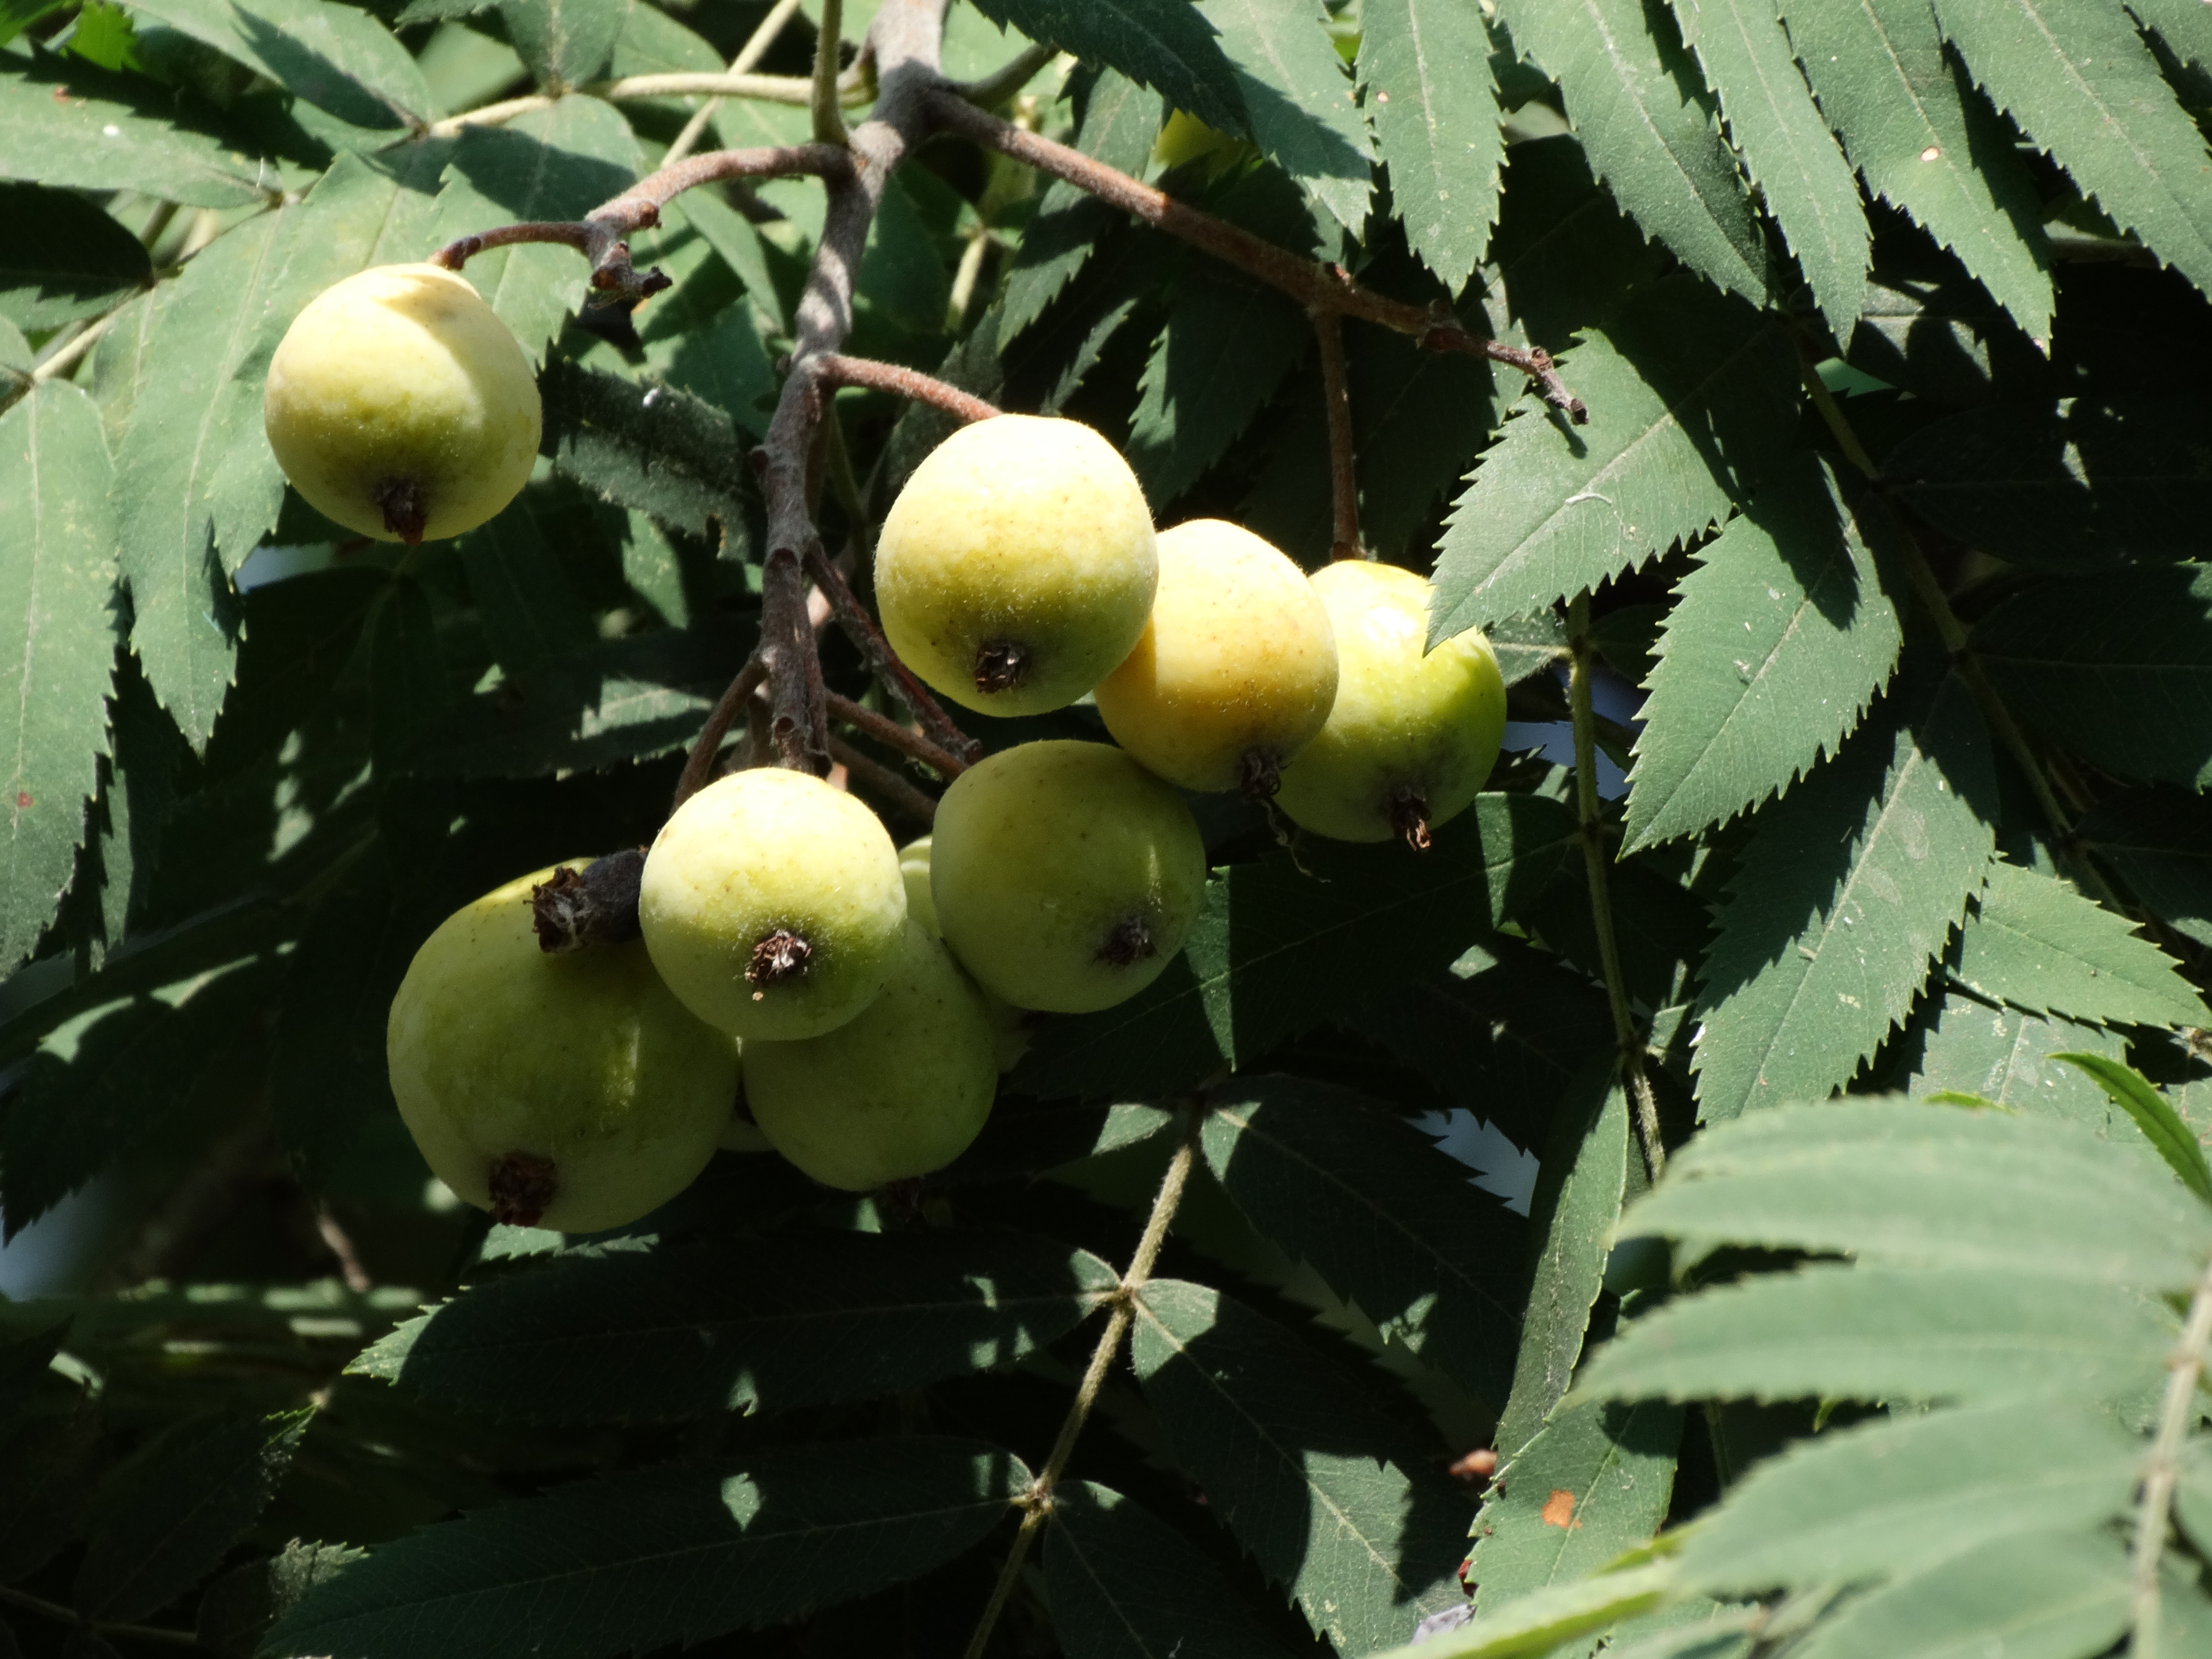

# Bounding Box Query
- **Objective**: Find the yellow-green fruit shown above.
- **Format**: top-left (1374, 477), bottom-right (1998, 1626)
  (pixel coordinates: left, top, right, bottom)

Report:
top-left (932, 740), bottom-right (1207, 1013)
top-left (263, 262), bottom-right (541, 545)
top-left (875, 415), bottom-right (1158, 716)
top-left (640, 769), bottom-right (907, 1041)
top-left (386, 864), bottom-right (739, 1233)
top-left (896, 834), bottom-right (1032, 1071)
top-left (1094, 518), bottom-right (1339, 795)
top-left (746, 919), bottom-right (998, 1190)
top-left (1274, 561), bottom-right (1507, 847)
top-left (898, 835), bottom-right (939, 936)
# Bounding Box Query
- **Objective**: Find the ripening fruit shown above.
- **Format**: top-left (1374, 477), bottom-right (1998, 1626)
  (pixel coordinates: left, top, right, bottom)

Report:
top-left (875, 415), bottom-right (1158, 716)
top-left (1274, 561), bottom-right (1507, 847)
top-left (896, 834), bottom-right (1033, 1073)
top-left (745, 919), bottom-right (998, 1190)
top-left (898, 835), bottom-right (938, 937)
top-left (387, 865), bottom-right (739, 1233)
top-left (1094, 518), bottom-right (1339, 796)
top-left (931, 740), bottom-right (1207, 1013)
top-left (263, 262), bottom-right (541, 545)
top-left (640, 769), bottom-right (907, 1041)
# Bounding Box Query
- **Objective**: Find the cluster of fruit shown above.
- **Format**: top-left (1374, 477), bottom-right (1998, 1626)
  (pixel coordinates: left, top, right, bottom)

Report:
top-left (266, 264), bottom-right (1506, 1233)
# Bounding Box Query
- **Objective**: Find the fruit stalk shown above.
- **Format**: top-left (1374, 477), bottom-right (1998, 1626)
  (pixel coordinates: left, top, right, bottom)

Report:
top-left (823, 690), bottom-right (971, 777)
top-left (803, 542), bottom-right (981, 762)
top-left (815, 351), bottom-right (1003, 423)
top-left (1312, 307), bottom-right (1362, 560)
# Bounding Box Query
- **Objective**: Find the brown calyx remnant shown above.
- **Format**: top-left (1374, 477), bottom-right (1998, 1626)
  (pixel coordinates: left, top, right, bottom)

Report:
top-left (1096, 914), bottom-right (1156, 967)
top-left (1237, 747), bottom-right (1283, 802)
top-left (489, 1152), bottom-right (559, 1227)
top-left (747, 928), bottom-right (813, 997)
top-left (1388, 783), bottom-right (1432, 852)
top-left (973, 638), bottom-right (1031, 694)
top-left (530, 849), bottom-right (646, 952)
top-left (373, 477), bottom-right (429, 545)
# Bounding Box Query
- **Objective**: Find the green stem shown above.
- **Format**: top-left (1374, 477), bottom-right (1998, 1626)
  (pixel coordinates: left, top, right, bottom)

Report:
top-left (2128, 1247), bottom-right (2212, 1658)
top-left (811, 0), bottom-right (847, 145)
top-left (1568, 594), bottom-right (1665, 1183)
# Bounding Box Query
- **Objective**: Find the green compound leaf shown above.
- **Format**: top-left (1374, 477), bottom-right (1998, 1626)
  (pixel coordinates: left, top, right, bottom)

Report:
top-left (1781, 0), bottom-right (2053, 341)
top-left (1952, 859), bottom-right (2208, 1031)
top-left (2136, 0), bottom-right (2212, 71)
top-left (1692, 663), bottom-right (1997, 1123)
top-left (1469, 1396), bottom-right (1682, 1619)
top-left (1673, 1397), bottom-right (2140, 1598)
top-left (2078, 787), bottom-right (2212, 948)
top-left (1969, 564), bottom-right (2212, 787)
top-left (1205, 0), bottom-right (1376, 236)
top-left (1669, 0), bottom-right (1869, 345)
top-left (1369, 1563), bottom-right (1679, 1659)
top-left (1131, 1279), bottom-right (1470, 1652)
top-left (971, 0), bottom-right (1247, 136)
top-left (1933, 0), bottom-right (2212, 300)
top-left (1359, 0), bottom-right (1500, 295)
top-left (0, 383), bottom-right (119, 975)
top-left (1787, 1530), bottom-right (2130, 1659)
top-left (0, 183), bottom-right (151, 332)
top-left (353, 1231), bottom-right (1118, 1423)
top-left (1124, 266), bottom-right (1309, 508)
top-left (125, 0), bottom-right (431, 129)
top-left (1496, 0), bottom-right (1767, 304)
top-left (1000, 67), bottom-right (1159, 341)
top-left (73, 1409), bottom-right (310, 1624)
top-left (1198, 1077), bottom-right (1525, 1410)
top-left (2049, 1051), bottom-right (2212, 1206)
top-left (498, 0), bottom-right (626, 91)
top-left (1044, 1481), bottom-right (1296, 1659)
top-left (1428, 277), bottom-right (1799, 641)
top-left (536, 356), bottom-right (752, 538)
top-left (0, 58), bottom-right (273, 208)
top-left (1623, 452), bottom-right (1906, 853)
top-left (1884, 397), bottom-right (2212, 572)
top-left (1903, 990), bottom-right (2127, 1128)
top-left (263, 1439), bottom-right (1031, 1659)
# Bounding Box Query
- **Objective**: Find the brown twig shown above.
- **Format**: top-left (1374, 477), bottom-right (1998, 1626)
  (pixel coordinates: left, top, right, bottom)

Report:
top-left (826, 690), bottom-right (970, 777)
top-left (828, 734), bottom-right (940, 825)
top-left (816, 352), bottom-right (1003, 423)
top-left (924, 91), bottom-right (1589, 424)
top-left (804, 542), bottom-right (982, 763)
top-left (673, 657), bottom-right (769, 811)
top-left (1313, 308), bottom-right (1361, 560)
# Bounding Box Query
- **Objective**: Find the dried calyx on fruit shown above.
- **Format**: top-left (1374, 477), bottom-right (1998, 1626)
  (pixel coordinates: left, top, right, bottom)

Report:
top-left (874, 415), bottom-right (1158, 716)
top-left (386, 865), bottom-right (738, 1233)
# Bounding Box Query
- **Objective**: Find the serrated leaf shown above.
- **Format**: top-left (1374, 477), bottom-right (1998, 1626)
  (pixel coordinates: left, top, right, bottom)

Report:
top-left (499, 0), bottom-right (625, 90)
top-left (1789, 1528), bottom-right (2129, 1659)
top-left (971, 0), bottom-right (1246, 135)
top-left (1975, 565), bottom-right (2212, 786)
top-left (1934, 0), bottom-right (2212, 297)
top-left (354, 1231), bottom-right (1118, 1423)
top-left (1675, 1397), bottom-right (2140, 1597)
top-left (1199, 1077), bottom-right (1525, 1408)
top-left (1046, 1481), bottom-right (1294, 1659)
top-left (0, 183), bottom-right (150, 331)
top-left (1359, 0), bottom-right (1499, 294)
top-left (125, 0), bottom-right (431, 128)
top-left (73, 656), bottom-right (182, 961)
top-left (1953, 859), bottom-right (2207, 1030)
top-left (1781, 0), bottom-right (2053, 341)
top-left (1428, 277), bottom-right (1799, 641)
top-left (1482, 134), bottom-right (1668, 358)
top-left (1623, 1099), bottom-right (2212, 1285)
top-left (1000, 67), bottom-right (1158, 341)
top-left (263, 1438), bottom-right (1030, 1659)
top-left (1369, 1562), bottom-right (1679, 1659)
top-left (1014, 792), bottom-right (1576, 1100)
top-left (0, 954), bottom-right (272, 1237)
top-left (1495, 0), bottom-right (1767, 305)
top-left (661, 188), bottom-right (781, 335)
top-left (1905, 990), bottom-right (2127, 1126)
top-left (536, 355), bottom-right (751, 536)
top-left (1470, 1397), bottom-right (1682, 1618)
top-left (2078, 787), bottom-right (2212, 949)
top-left (1670, 0), bottom-right (1868, 343)
top-left (429, 99), bottom-right (642, 363)
top-left (0, 1408), bottom-right (102, 1584)
top-left (205, 565), bottom-right (385, 773)
top-left (0, 383), bottom-right (119, 975)
top-left (2049, 1051), bottom-right (2212, 1205)
top-left (1350, 325), bottom-right (1502, 560)
top-left (1205, 0), bottom-right (1375, 235)
top-left (2135, 0), bottom-right (2212, 71)
top-left (72, 1409), bottom-right (310, 1623)
top-left (1124, 266), bottom-right (1308, 506)
top-left (454, 494), bottom-right (596, 676)
top-left (1491, 1063), bottom-right (1628, 1464)
top-left (1885, 397), bottom-right (2212, 570)
top-left (1131, 1278), bottom-right (1469, 1652)
top-left (0, 66), bottom-right (273, 208)
top-left (1624, 452), bottom-right (1905, 852)
top-left (197, 1540), bottom-right (366, 1659)
top-left (1692, 663), bottom-right (1997, 1123)
top-left (1578, 1261), bottom-right (2174, 1406)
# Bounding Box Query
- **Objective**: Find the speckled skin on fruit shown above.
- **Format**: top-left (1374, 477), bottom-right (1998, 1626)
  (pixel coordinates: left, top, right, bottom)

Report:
top-left (1094, 518), bottom-right (1339, 793)
top-left (263, 262), bottom-right (541, 544)
top-left (386, 864), bottom-right (739, 1234)
top-left (931, 740), bottom-right (1207, 1014)
top-left (874, 416), bottom-right (1158, 716)
top-left (640, 769), bottom-right (907, 1041)
top-left (745, 919), bottom-right (998, 1190)
top-left (1274, 561), bottom-right (1507, 843)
